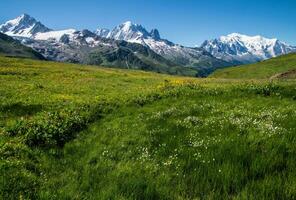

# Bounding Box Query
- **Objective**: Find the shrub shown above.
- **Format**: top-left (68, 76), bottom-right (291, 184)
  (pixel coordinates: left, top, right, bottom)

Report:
top-left (5, 108), bottom-right (90, 148)
top-left (5, 99), bottom-right (120, 148)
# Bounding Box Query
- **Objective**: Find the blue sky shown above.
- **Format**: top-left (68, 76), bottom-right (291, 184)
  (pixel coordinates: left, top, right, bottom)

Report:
top-left (1, 0), bottom-right (295, 46)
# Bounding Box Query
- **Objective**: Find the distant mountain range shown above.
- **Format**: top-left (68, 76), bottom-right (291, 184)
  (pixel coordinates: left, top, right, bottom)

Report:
top-left (201, 33), bottom-right (296, 64)
top-left (96, 21), bottom-right (230, 74)
top-left (1, 14), bottom-right (295, 76)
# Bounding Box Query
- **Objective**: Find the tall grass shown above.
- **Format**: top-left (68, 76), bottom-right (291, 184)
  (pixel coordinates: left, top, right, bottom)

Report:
top-left (1, 56), bottom-right (296, 199)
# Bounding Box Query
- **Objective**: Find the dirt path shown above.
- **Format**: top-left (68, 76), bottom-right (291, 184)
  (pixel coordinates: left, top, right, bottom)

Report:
top-left (269, 69), bottom-right (296, 80)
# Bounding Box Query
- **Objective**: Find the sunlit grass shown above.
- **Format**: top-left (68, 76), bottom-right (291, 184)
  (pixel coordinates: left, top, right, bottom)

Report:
top-left (1, 56), bottom-right (296, 199)
top-left (211, 53), bottom-right (296, 79)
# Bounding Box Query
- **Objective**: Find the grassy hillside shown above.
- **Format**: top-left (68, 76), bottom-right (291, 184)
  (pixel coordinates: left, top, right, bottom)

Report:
top-left (1, 56), bottom-right (296, 199)
top-left (0, 32), bottom-right (45, 60)
top-left (210, 53), bottom-right (296, 79)
top-left (0, 56), bottom-right (181, 131)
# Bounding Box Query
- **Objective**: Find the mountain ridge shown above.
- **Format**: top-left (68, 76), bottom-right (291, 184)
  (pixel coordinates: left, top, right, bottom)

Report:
top-left (96, 20), bottom-right (232, 74)
top-left (0, 14), bottom-right (191, 75)
top-left (1, 14), bottom-right (295, 76)
top-left (0, 14), bottom-right (232, 76)
top-left (0, 14), bottom-right (51, 37)
top-left (201, 33), bottom-right (296, 64)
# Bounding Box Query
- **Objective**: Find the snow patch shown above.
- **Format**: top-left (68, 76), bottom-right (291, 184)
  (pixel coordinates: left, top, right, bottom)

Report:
top-left (34, 29), bottom-right (76, 41)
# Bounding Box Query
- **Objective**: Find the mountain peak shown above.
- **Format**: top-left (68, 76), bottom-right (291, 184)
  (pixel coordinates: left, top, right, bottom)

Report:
top-left (0, 14), bottom-right (51, 37)
top-left (105, 21), bottom-right (150, 42)
top-left (122, 21), bottom-right (133, 26)
top-left (10, 14), bottom-right (37, 25)
top-left (96, 21), bottom-right (163, 43)
top-left (20, 13), bottom-right (32, 19)
top-left (150, 29), bottom-right (160, 40)
top-left (1, 14), bottom-right (33, 28)
top-left (225, 33), bottom-right (277, 41)
top-left (118, 21), bottom-right (145, 32)
top-left (95, 28), bottom-right (110, 38)
top-left (226, 33), bottom-right (246, 38)
top-left (118, 21), bottom-right (139, 32)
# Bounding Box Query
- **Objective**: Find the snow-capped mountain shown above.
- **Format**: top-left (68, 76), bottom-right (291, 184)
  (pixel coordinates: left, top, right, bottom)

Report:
top-left (0, 14), bottom-right (110, 48)
top-left (95, 28), bottom-right (110, 38)
top-left (201, 33), bottom-right (296, 64)
top-left (34, 29), bottom-right (77, 41)
top-left (96, 21), bottom-right (230, 70)
top-left (0, 15), bottom-right (232, 75)
top-left (0, 14), bottom-right (193, 75)
top-left (0, 14), bottom-right (82, 44)
top-left (0, 14), bottom-right (51, 37)
top-left (104, 21), bottom-right (157, 43)
top-left (5, 14), bottom-right (295, 76)
top-left (97, 21), bottom-right (171, 47)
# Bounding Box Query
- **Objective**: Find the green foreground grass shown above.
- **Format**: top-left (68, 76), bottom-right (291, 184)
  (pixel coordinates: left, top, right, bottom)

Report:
top-left (1, 56), bottom-right (296, 199)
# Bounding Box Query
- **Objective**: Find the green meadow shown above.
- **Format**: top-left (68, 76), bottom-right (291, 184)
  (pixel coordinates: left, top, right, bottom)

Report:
top-left (1, 55), bottom-right (296, 199)
top-left (211, 53), bottom-right (296, 79)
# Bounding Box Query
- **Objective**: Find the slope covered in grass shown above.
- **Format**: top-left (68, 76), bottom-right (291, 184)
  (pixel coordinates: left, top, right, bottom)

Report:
top-left (41, 84), bottom-right (296, 200)
top-left (0, 32), bottom-right (44, 59)
top-left (1, 56), bottom-right (296, 199)
top-left (0, 56), bottom-right (187, 136)
top-left (210, 53), bottom-right (296, 79)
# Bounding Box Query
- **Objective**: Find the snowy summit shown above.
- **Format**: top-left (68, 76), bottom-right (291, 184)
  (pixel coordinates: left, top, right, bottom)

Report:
top-left (0, 14), bottom-right (51, 37)
top-left (201, 33), bottom-right (296, 64)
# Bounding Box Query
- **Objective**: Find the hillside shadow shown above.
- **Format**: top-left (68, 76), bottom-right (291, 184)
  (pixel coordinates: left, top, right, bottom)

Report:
top-left (0, 103), bottom-right (43, 117)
